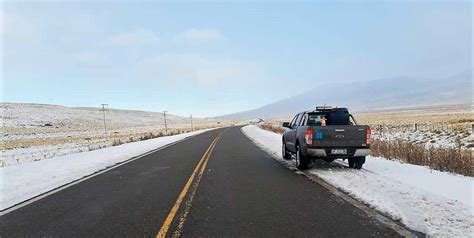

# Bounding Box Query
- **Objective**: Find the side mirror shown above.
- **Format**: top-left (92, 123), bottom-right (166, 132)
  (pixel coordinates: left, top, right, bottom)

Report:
top-left (282, 122), bottom-right (290, 128)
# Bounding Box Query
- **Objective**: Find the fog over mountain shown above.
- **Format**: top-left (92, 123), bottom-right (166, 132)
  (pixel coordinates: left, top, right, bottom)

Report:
top-left (218, 71), bottom-right (472, 119)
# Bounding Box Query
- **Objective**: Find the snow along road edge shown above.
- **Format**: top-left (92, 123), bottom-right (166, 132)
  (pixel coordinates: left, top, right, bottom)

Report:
top-left (241, 125), bottom-right (473, 237)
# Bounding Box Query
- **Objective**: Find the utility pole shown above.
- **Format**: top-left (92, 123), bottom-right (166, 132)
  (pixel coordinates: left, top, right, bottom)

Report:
top-left (190, 114), bottom-right (194, 131)
top-left (163, 111), bottom-right (168, 135)
top-left (99, 104), bottom-right (108, 136)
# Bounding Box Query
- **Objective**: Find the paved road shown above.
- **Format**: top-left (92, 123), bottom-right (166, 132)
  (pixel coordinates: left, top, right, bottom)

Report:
top-left (1, 126), bottom-right (406, 237)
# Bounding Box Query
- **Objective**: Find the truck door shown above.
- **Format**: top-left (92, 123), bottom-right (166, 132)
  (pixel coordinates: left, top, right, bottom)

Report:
top-left (286, 113), bottom-right (303, 152)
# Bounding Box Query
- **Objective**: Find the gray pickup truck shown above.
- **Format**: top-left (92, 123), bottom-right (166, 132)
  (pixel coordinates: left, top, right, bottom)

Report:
top-left (282, 107), bottom-right (371, 170)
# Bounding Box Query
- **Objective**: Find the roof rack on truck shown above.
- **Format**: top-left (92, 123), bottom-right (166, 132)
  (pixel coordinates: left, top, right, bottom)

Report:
top-left (314, 106), bottom-right (336, 111)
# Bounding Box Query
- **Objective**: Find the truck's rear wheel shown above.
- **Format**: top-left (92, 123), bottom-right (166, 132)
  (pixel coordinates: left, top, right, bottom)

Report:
top-left (354, 156), bottom-right (366, 170)
top-left (282, 142), bottom-right (292, 160)
top-left (348, 158), bottom-right (356, 168)
top-left (295, 145), bottom-right (309, 170)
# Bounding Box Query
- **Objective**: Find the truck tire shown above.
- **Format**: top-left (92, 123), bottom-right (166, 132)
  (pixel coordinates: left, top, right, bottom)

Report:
top-left (295, 145), bottom-right (309, 170)
top-left (282, 142), bottom-right (292, 160)
top-left (354, 156), bottom-right (366, 170)
top-left (348, 158), bottom-right (356, 168)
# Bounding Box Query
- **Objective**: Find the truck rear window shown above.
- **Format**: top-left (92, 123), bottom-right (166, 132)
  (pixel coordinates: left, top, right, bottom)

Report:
top-left (307, 114), bottom-right (327, 126)
top-left (307, 111), bottom-right (350, 126)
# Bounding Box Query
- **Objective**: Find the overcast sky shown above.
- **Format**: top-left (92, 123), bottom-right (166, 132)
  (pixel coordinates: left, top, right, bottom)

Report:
top-left (1, 1), bottom-right (471, 117)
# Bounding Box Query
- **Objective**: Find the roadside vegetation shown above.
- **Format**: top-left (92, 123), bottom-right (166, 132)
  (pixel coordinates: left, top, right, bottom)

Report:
top-left (110, 127), bottom-right (212, 146)
top-left (256, 105), bottom-right (473, 177)
top-left (370, 139), bottom-right (472, 177)
top-left (258, 123), bottom-right (286, 134)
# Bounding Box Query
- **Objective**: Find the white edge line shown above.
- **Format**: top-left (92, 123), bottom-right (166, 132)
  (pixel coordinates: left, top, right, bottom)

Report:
top-left (0, 128), bottom-right (221, 216)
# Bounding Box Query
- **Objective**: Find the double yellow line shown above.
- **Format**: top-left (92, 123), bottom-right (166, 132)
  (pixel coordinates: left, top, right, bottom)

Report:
top-left (156, 131), bottom-right (225, 238)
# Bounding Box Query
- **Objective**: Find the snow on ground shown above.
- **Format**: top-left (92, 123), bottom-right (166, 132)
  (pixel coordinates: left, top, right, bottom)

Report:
top-left (0, 128), bottom-right (216, 210)
top-left (1, 103), bottom-right (221, 166)
top-left (2, 139), bottom-right (113, 166)
top-left (241, 125), bottom-right (474, 237)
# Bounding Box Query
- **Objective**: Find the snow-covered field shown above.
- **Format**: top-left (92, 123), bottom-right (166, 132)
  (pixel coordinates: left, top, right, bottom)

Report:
top-left (242, 125), bottom-right (473, 237)
top-left (372, 128), bottom-right (472, 149)
top-left (0, 128), bottom-right (216, 211)
top-left (1, 103), bottom-right (223, 166)
top-left (357, 104), bottom-right (474, 149)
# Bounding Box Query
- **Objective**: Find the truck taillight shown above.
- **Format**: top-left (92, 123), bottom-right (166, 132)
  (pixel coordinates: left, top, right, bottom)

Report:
top-left (366, 127), bottom-right (372, 145)
top-left (305, 129), bottom-right (314, 145)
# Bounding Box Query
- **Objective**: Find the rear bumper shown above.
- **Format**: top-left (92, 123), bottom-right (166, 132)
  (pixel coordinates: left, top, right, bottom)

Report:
top-left (307, 148), bottom-right (370, 158)
top-left (353, 149), bottom-right (370, 156)
top-left (307, 149), bottom-right (327, 157)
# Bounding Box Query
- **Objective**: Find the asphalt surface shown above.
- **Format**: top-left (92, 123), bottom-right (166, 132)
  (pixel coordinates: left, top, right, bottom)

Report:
top-left (1, 126), bottom-right (403, 237)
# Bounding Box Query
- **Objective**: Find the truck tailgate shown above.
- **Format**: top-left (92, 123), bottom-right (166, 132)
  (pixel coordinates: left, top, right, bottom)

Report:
top-left (311, 125), bottom-right (368, 147)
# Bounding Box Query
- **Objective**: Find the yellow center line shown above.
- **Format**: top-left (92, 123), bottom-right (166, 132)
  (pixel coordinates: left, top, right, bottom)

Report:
top-left (156, 131), bottom-right (224, 238)
top-left (171, 132), bottom-right (223, 237)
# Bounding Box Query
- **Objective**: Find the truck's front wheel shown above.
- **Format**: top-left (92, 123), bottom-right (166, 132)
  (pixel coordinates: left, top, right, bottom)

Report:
top-left (282, 142), bottom-right (292, 160)
top-left (295, 145), bottom-right (309, 170)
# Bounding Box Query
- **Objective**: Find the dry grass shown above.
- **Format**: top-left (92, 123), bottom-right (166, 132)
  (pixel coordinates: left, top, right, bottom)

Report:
top-left (2, 127), bottom-right (207, 150)
top-left (110, 127), bottom-right (206, 147)
top-left (370, 139), bottom-right (472, 176)
top-left (258, 123), bottom-right (285, 134)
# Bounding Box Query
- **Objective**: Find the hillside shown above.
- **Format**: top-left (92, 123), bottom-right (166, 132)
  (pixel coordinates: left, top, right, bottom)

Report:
top-left (1, 103), bottom-right (205, 129)
top-left (1, 103), bottom-right (219, 166)
top-left (218, 71), bottom-right (472, 119)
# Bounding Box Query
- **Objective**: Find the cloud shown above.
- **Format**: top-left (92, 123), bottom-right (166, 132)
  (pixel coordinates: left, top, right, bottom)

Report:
top-left (108, 29), bottom-right (160, 47)
top-left (130, 54), bottom-right (267, 87)
top-left (72, 51), bottom-right (110, 67)
top-left (1, 12), bottom-right (39, 45)
top-left (175, 29), bottom-right (225, 46)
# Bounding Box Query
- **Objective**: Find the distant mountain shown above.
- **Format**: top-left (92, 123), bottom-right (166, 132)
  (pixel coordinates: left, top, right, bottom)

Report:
top-left (218, 71), bottom-right (472, 119)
